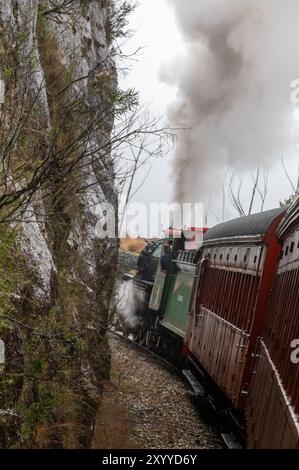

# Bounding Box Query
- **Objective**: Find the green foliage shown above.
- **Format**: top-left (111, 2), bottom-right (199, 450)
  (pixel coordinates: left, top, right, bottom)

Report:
top-left (0, 226), bottom-right (23, 317)
top-left (0, 228), bottom-right (27, 420)
top-left (36, 12), bottom-right (72, 99)
top-left (30, 359), bottom-right (45, 377)
top-left (106, 0), bottom-right (136, 44)
top-left (80, 0), bottom-right (93, 14)
top-left (113, 87), bottom-right (139, 115)
top-left (2, 68), bottom-right (13, 79)
top-left (280, 193), bottom-right (298, 207)
top-left (0, 0), bottom-right (134, 448)
top-left (22, 384), bottom-right (57, 439)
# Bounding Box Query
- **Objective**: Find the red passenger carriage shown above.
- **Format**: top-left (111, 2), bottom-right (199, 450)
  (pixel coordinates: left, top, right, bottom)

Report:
top-left (248, 201), bottom-right (299, 448)
top-left (185, 208), bottom-right (286, 413)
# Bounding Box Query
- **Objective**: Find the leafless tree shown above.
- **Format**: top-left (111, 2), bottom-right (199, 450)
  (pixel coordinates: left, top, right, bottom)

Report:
top-left (248, 168), bottom-right (260, 215)
top-left (42, 0), bottom-right (77, 15)
top-left (229, 175), bottom-right (246, 217)
top-left (228, 168), bottom-right (269, 217)
top-left (281, 152), bottom-right (299, 195)
top-left (256, 170), bottom-right (269, 212)
top-left (0, 24), bottom-right (175, 226)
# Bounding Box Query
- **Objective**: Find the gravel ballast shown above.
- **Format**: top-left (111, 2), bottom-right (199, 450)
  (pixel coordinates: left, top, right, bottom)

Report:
top-left (92, 335), bottom-right (223, 449)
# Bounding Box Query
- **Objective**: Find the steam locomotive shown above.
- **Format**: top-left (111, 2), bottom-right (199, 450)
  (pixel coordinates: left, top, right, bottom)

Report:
top-left (125, 200), bottom-right (299, 449)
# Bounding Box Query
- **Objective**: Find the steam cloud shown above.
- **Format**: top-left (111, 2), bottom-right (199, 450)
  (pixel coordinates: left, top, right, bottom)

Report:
top-left (162, 0), bottom-right (299, 206)
top-left (117, 279), bottom-right (145, 329)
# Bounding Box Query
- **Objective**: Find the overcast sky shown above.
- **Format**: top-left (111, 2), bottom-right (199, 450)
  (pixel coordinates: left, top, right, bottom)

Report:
top-left (119, 0), bottom-right (180, 208)
top-left (119, 0), bottom-right (299, 231)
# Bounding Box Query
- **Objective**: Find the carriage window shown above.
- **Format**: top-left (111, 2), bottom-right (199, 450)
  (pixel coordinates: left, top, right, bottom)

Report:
top-left (234, 255), bottom-right (238, 262)
top-left (285, 246), bottom-right (289, 256)
top-left (290, 242), bottom-right (294, 253)
top-left (226, 254), bottom-right (229, 261)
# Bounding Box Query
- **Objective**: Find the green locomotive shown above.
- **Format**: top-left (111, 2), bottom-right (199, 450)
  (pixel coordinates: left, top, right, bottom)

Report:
top-left (131, 228), bottom-right (207, 361)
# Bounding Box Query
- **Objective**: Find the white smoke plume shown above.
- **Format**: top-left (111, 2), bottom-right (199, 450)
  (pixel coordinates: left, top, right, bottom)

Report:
top-left (117, 279), bottom-right (145, 329)
top-left (162, 0), bottom-right (299, 206)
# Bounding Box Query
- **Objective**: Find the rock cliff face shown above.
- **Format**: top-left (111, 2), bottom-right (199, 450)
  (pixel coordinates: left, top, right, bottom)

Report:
top-left (0, 0), bottom-right (119, 448)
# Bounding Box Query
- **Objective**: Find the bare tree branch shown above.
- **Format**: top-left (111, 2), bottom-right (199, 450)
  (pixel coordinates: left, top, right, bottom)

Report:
top-left (281, 154), bottom-right (296, 193)
top-left (248, 168), bottom-right (260, 215)
top-left (229, 175), bottom-right (246, 217)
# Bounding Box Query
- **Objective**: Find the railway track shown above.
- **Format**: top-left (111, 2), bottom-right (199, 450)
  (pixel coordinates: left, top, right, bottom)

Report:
top-left (110, 329), bottom-right (182, 376)
top-left (109, 328), bottom-right (243, 449)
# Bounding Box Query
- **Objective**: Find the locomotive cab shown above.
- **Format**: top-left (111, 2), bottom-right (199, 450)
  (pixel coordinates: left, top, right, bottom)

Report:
top-left (136, 240), bottom-right (163, 283)
top-left (132, 227), bottom-right (208, 357)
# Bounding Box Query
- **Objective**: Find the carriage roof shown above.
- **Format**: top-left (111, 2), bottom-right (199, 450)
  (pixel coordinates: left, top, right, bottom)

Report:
top-left (203, 207), bottom-right (286, 246)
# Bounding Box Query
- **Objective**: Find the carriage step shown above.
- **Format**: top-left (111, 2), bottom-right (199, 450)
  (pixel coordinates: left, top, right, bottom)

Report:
top-left (182, 369), bottom-right (205, 397)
